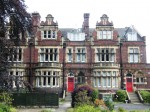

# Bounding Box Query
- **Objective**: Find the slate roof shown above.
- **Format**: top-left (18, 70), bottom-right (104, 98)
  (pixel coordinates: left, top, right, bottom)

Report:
top-left (59, 27), bottom-right (144, 41)
top-left (60, 28), bottom-right (94, 38)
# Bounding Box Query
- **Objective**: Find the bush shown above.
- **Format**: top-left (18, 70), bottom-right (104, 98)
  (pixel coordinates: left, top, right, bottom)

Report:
top-left (115, 90), bottom-right (127, 102)
top-left (0, 92), bottom-right (13, 105)
top-left (140, 90), bottom-right (150, 103)
top-left (0, 103), bottom-right (10, 112)
top-left (94, 99), bottom-right (106, 108)
top-left (118, 107), bottom-right (127, 112)
top-left (10, 107), bottom-right (17, 112)
top-left (74, 90), bottom-right (92, 106)
top-left (40, 110), bottom-right (52, 112)
top-left (104, 98), bottom-right (114, 111)
top-left (71, 85), bottom-right (98, 107)
top-left (91, 89), bottom-right (99, 102)
top-left (73, 104), bottom-right (100, 112)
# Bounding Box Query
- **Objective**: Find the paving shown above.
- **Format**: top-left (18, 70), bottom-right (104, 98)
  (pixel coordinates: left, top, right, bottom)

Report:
top-left (54, 101), bottom-right (71, 112)
top-left (17, 101), bottom-right (71, 112)
top-left (114, 103), bottom-right (150, 111)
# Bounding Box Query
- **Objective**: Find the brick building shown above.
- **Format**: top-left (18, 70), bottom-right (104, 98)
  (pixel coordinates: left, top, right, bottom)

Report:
top-left (8, 13), bottom-right (150, 98)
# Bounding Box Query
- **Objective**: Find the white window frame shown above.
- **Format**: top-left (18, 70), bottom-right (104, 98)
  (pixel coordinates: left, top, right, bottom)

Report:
top-left (128, 47), bottom-right (139, 63)
top-left (76, 48), bottom-right (86, 62)
top-left (136, 77), bottom-right (145, 84)
top-left (97, 31), bottom-right (113, 39)
top-left (67, 48), bottom-right (73, 62)
top-left (8, 48), bottom-right (22, 62)
top-left (9, 70), bottom-right (24, 88)
top-left (93, 71), bottom-right (119, 88)
top-left (36, 71), bottom-right (60, 87)
top-left (40, 48), bottom-right (58, 62)
top-left (41, 30), bottom-right (57, 39)
top-left (127, 32), bottom-right (137, 41)
top-left (96, 48), bottom-right (115, 62)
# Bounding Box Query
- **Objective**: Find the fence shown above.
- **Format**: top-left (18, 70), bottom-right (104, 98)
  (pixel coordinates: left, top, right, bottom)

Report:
top-left (12, 92), bottom-right (59, 107)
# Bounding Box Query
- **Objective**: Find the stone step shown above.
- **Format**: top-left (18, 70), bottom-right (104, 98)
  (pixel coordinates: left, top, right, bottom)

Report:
top-left (128, 92), bottom-right (141, 103)
top-left (65, 92), bottom-right (72, 101)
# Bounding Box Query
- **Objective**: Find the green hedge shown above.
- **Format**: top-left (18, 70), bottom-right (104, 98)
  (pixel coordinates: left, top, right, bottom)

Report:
top-left (74, 104), bottom-right (100, 112)
top-left (139, 90), bottom-right (150, 103)
top-left (115, 90), bottom-right (127, 102)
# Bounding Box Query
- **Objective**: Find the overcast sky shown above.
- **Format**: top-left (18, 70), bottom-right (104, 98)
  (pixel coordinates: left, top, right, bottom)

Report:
top-left (25, 0), bottom-right (150, 62)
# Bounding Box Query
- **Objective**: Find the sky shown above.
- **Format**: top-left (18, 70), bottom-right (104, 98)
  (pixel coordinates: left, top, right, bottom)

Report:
top-left (25, 0), bottom-right (150, 63)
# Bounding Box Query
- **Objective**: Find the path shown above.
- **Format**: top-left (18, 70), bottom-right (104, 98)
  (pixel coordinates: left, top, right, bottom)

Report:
top-left (115, 103), bottom-right (150, 111)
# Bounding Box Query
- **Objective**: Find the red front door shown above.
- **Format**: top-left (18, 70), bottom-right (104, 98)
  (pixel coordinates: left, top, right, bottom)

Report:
top-left (68, 77), bottom-right (74, 92)
top-left (126, 77), bottom-right (133, 92)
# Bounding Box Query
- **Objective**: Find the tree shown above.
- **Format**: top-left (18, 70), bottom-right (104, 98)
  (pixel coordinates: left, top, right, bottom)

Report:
top-left (0, 0), bottom-right (32, 91)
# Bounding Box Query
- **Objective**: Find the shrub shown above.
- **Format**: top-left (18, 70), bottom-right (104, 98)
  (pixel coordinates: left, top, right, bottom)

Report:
top-left (91, 89), bottom-right (99, 102)
top-left (118, 107), bottom-right (127, 112)
top-left (74, 90), bottom-right (92, 106)
top-left (140, 90), bottom-right (150, 103)
top-left (94, 99), bottom-right (106, 107)
top-left (71, 84), bottom-right (97, 107)
top-left (40, 109), bottom-right (52, 112)
top-left (116, 90), bottom-right (127, 102)
top-left (104, 97), bottom-right (114, 111)
top-left (10, 107), bottom-right (17, 112)
top-left (0, 92), bottom-right (13, 105)
top-left (0, 103), bottom-right (10, 112)
top-left (73, 104), bottom-right (100, 112)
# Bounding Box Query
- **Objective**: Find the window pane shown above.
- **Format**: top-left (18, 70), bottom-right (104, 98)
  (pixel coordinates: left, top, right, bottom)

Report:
top-left (97, 71), bottom-right (100, 76)
top-left (77, 54), bottom-right (80, 62)
top-left (82, 54), bottom-right (85, 62)
top-left (68, 54), bottom-right (72, 62)
top-left (107, 31), bottom-right (111, 39)
top-left (53, 31), bottom-right (55, 38)
top-left (141, 78), bottom-right (144, 82)
top-left (134, 55), bottom-right (138, 63)
top-left (44, 31), bottom-right (47, 38)
top-left (130, 48), bottom-right (134, 53)
top-left (93, 78), bottom-right (96, 87)
top-left (136, 78), bottom-right (139, 82)
top-left (18, 49), bottom-right (22, 61)
top-left (112, 77), bottom-right (115, 86)
top-left (48, 30), bottom-right (51, 38)
top-left (103, 78), bottom-right (106, 87)
top-left (40, 54), bottom-right (44, 62)
top-left (103, 31), bottom-right (107, 39)
top-left (98, 78), bottom-right (101, 87)
top-left (108, 77), bottom-right (111, 87)
top-left (134, 48), bottom-right (139, 53)
top-left (48, 77), bottom-right (51, 85)
top-left (99, 31), bottom-right (102, 39)
top-left (110, 54), bottom-right (114, 62)
top-left (130, 54), bottom-right (133, 62)
top-left (103, 71), bottom-right (106, 76)
top-left (107, 71), bottom-right (111, 76)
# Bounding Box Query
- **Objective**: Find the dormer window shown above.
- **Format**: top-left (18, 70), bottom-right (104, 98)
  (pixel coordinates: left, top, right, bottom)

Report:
top-left (41, 30), bottom-right (57, 39)
top-left (97, 31), bottom-right (113, 39)
top-left (127, 32), bottom-right (137, 41)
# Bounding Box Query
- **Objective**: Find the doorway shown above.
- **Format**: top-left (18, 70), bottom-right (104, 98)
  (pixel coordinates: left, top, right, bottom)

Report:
top-left (126, 73), bottom-right (133, 92)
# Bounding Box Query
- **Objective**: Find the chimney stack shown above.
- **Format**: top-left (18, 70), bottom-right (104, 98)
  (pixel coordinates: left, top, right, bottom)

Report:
top-left (82, 13), bottom-right (90, 39)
